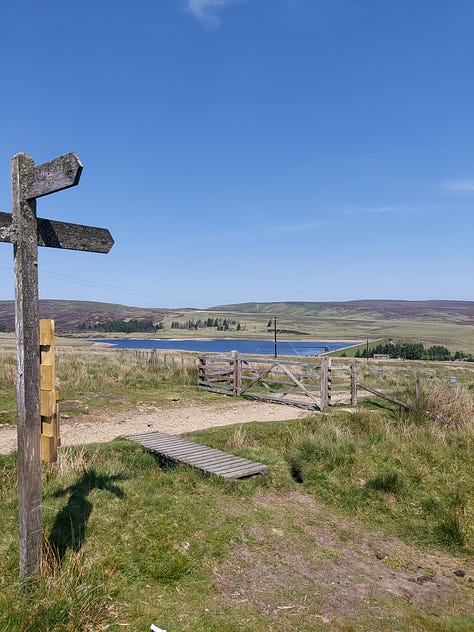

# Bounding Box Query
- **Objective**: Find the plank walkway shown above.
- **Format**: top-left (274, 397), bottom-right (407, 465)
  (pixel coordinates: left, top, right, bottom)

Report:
top-left (126, 431), bottom-right (269, 480)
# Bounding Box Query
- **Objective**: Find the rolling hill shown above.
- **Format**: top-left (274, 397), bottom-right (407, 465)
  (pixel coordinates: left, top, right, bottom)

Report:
top-left (0, 300), bottom-right (170, 333)
top-left (0, 299), bottom-right (473, 352)
top-left (211, 300), bottom-right (474, 321)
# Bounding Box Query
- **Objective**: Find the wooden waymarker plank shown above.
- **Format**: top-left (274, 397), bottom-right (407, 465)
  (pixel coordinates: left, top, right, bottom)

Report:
top-left (0, 212), bottom-right (114, 253)
top-left (40, 319), bottom-right (59, 463)
top-left (41, 435), bottom-right (56, 463)
top-left (40, 389), bottom-right (56, 417)
top-left (27, 153), bottom-right (82, 199)
top-left (127, 431), bottom-right (268, 480)
top-left (39, 319), bottom-right (54, 345)
top-left (55, 392), bottom-right (61, 448)
top-left (41, 418), bottom-right (55, 439)
top-left (36, 218), bottom-right (114, 253)
top-left (40, 365), bottom-right (54, 391)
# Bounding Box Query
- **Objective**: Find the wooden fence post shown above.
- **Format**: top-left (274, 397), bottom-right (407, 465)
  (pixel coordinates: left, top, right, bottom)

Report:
top-left (415, 374), bottom-right (421, 407)
top-left (350, 363), bottom-right (357, 407)
top-left (327, 358), bottom-right (332, 406)
top-left (320, 357), bottom-right (332, 409)
top-left (198, 356), bottom-right (207, 385)
top-left (232, 350), bottom-right (241, 396)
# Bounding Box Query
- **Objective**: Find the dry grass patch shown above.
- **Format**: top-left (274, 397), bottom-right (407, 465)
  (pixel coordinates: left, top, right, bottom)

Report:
top-left (215, 490), bottom-right (473, 631)
top-left (417, 381), bottom-right (474, 430)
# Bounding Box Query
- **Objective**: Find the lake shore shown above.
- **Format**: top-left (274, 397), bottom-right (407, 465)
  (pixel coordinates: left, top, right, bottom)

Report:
top-left (88, 337), bottom-right (364, 356)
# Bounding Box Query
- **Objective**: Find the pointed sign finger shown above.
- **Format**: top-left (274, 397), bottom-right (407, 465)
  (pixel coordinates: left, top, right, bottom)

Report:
top-left (27, 153), bottom-right (83, 199)
top-left (0, 212), bottom-right (114, 253)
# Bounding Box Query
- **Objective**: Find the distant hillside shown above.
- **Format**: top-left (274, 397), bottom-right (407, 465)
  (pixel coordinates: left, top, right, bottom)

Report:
top-left (0, 300), bottom-right (170, 333)
top-left (210, 300), bottom-right (474, 321)
top-left (1, 300), bottom-right (474, 353)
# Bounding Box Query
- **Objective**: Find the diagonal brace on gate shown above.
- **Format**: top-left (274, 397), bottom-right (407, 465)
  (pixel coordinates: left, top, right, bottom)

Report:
top-left (239, 361), bottom-right (322, 410)
top-left (278, 363), bottom-right (321, 408)
top-left (239, 362), bottom-right (279, 395)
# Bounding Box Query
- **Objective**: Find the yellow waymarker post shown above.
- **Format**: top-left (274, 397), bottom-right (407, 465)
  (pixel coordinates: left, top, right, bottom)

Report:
top-left (40, 319), bottom-right (60, 462)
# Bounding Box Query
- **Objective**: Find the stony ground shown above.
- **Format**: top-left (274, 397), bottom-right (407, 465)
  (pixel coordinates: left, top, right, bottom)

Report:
top-left (0, 399), bottom-right (307, 455)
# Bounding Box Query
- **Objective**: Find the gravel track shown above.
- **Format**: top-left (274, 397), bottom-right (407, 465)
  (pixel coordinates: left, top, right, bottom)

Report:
top-left (0, 400), bottom-right (308, 455)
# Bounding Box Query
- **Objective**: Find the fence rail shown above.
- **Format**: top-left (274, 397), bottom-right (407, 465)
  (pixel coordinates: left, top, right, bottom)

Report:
top-left (121, 348), bottom-right (417, 412)
top-left (122, 348), bottom-right (196, 369)
top-left (198, 352), bottom-right (357, 410)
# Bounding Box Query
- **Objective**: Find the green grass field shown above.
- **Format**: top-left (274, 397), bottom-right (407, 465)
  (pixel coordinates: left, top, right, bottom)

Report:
top-left (0, 416), bottom-right (472, 631)
top-left (0, 349), bottom-right (473, 631)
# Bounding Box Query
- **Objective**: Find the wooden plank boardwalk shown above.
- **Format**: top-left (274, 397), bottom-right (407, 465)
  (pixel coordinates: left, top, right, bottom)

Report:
top-left (126, 431), bottom-right (269, 480)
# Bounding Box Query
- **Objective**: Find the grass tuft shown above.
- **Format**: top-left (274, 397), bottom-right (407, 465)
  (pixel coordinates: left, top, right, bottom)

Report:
top-left (434, 487), bottom-right (468, 548)
top-left (225, 424), bottom-right (248, 450)
top-left (366, 469), bottom-right (404, 494)
top-left (287, 425), bottom-right (357, 484)
top-left (2, 548), bottom-right (115, 632)
top-left (406, 380), bottom-right (474, 432)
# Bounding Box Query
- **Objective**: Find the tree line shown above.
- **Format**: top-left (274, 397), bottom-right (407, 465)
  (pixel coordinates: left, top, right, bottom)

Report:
top-left (170, 318), bottom-right (242, 331)
top-left (356, 341), bottom-right (474, 361)
top-left (77, 319), bottom-right (164, 333)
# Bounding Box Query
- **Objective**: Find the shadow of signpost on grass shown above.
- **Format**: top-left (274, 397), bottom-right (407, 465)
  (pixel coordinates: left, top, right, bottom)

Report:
top-left (47, 470), bottom-right (126, 563)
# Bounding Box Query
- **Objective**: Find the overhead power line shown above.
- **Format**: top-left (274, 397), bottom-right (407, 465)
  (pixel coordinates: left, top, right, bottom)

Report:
top-left (0, 259), bottom-right (210, 308)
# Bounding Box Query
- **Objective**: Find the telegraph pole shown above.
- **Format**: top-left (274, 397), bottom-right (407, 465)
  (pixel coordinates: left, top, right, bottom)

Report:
top-left (274, 316), bottom-right (277, 358)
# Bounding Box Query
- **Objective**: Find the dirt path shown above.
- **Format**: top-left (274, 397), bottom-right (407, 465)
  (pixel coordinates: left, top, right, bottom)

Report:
top-left (0, 400), bottom-right (308, 455)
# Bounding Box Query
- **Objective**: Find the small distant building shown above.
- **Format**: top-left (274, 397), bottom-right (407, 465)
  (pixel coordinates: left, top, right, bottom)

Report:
top-left (373, 354), bottom-right (390, 360)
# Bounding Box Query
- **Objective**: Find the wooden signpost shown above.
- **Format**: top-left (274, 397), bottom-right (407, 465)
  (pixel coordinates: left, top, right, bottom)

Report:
top-left (1, 152), bottom-right (114, 579)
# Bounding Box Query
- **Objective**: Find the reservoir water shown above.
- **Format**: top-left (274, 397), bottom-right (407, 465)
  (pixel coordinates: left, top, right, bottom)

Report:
top-left (92, 338), bottom-right (358, 356)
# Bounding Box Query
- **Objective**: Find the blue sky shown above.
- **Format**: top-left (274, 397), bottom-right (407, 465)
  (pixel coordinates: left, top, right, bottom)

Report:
top-left (0, 0), bottom-right (473, 308)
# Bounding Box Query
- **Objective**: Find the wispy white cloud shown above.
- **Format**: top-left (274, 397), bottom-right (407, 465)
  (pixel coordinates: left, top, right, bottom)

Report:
top-left (442, 179), bottom-right (474, 192)
top-left (185, 0), bottom-right (241, 27)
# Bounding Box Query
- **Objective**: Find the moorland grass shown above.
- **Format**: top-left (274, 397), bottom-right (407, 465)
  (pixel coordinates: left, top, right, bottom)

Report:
top-left (191, 403), bottom-right (473, 553)
top-left (0, 351), bottom-right (473, 630)
top-left (1, 407), bottom-right (473, 631)
top-left (0, 347), bottom-right (213, 423)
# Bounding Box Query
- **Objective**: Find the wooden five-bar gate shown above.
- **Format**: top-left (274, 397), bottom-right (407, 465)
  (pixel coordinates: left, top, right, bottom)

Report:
top-left (198, 352), bottom-right (357, 410)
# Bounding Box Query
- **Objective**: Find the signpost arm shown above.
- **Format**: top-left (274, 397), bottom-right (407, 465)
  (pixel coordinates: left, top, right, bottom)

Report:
top-left (12, 152), bottom-right (42, 579)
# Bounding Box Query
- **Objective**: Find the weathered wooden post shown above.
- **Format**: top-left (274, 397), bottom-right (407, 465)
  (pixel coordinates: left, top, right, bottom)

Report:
top-left (231, 350), bottom-right (241, 396)
top-left (12, 152), bottom-right (42, 580)
top-left (1, 151), bottom-right (114, 579)
top-left (198, 355), bottom-right (207, 388)
top-left (320, 357), bottom-right (332, 409)
top-left (415, 374), bottom-right (421, 407)
top-left (350, 363), bottom-right (357, 407)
